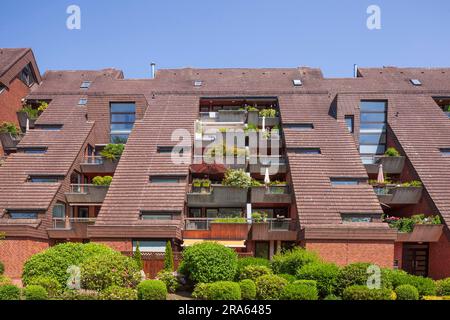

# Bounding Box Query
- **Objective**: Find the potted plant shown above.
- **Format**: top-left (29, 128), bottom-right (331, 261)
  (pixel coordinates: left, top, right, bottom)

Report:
top-left (92, 175), bottom-right (113, 186)
top-left (384, 147), bottom-right (400, 157)
top-left (222, 169), bottom-right (253, 188)
top-left (252, 211), bottom-right (268, 223)
top-left (17, 105), bottom-right (39, 129)
top-left (0, 122), bottom-right (21, 150)
top-left (201, 179), bottom-right (211, 193)
top-left (192, 178), bottom-right (202, 193)
top-left (100, 143), bottom-right (125, 161)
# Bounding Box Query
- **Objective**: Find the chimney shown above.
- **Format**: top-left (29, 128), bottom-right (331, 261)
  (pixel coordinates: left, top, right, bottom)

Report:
top-left (353, 64), bottom-right (358, 78)
top-left (150, 62), bottom-right (156, 79)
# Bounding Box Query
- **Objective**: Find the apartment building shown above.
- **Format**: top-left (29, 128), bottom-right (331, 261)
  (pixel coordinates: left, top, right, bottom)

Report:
top-left (0, 48), bottom-right (449, 280)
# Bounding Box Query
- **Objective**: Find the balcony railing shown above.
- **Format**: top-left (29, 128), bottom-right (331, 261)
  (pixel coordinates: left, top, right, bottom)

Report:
top-left (251, 185), bottom-right (291, 204)
top-left (363, 155), bottom-right (406, 174)
top-left (48, 217), bottom-right (96, 239)
top-left (65, 184), bottom-right (109, 204)
top-left (249, 155), bottom-right (287, 174)
top-left (187, 184), bottom-right (248, 207)
top-left (82, 156), bottom-right (104, 164)
top-left (184, 217), bottom-right (250, 230)
top-left (51, 217), bottom-right (97, 229)
top-left (374, 185), bottom-right (423, 205)
top-left (0, 133), bottom-right (22, 152)
top-left (80, 156), bottom-right (118, 173)
top-left (183, 217), bottom-right (251, 240)
top-left (199, 110), bottom-right (247, 123)
top-left (251, 218), bottom-right (299, 241)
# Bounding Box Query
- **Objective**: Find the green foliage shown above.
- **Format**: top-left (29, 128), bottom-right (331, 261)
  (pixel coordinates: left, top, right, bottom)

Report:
top-left (133, 242), bottom-right (144, 270)
top-left (0, 122), bottom-right (19, 135)
top-left (60, 289), bottom-right (98, 300)
top-left (22, 242), bottom-right (116, 287)
top-left (240, 265), bottom-right (272, 281)
top-left (27, 276), bottom-right (62, 298)
top-left (37, 101), bottom-right (49, 112)
top-left (180, 242), bottom-right (238, 283)
top-left (0, 260), bottom-right (4, 275)
top-left (192, 283), bottom-right (211, 300)
top-left (336, 263), bottom-right (392, 295)
top-left (277, 274), bottom-right (297, 283)
top-left (212, 217), bottom-right (247, 223)
top-left (80, 253), bottom-right (141, 291)
top-left (99, 286), bottom-right (137, 300)
top-left (164, 241), bottom-right (174, 272)
top-left (192, 179), bottom-right (211, 188)
top-left (395, 284), bottom-right (419, 300)
top-left (239, 279), bottom-right (256, 300)
top-left (207, 281), bottom-right (241, 300)
top-left (236, 257), bottom-right (271, 277)
top-left (20, 105), bottom-right (39, 119)
top-left (100, 143), bottom-right (125, 161)
top-left (24, 285), bottom-right (48, 300)
top-left (157, 270), bottom-right (179, 293)
top-left (0, 284), bottom-right (21, 300)
top-left (259, 108), bottom-right (277, 118)
top-left (384, 147), bottom-right (400, 157)
top-left (255, 274), bottom-right (288, 300)
top-left (384, 269), bottom-right (436, 297)
top-left (222, 169), bottom-right (253, 188)
top-left (92, 175), bottom-right (113, 186)
top-left (280, 282), bottom-right (319, 300)
top-left (296, 262), bottom-right (340, 298)
top-left (343, 285), bottom-right (393, 300)
top-left (206, 144), bottom-right (246, 158)
top-left (0, 275), bottom-right (12, 286)
top-left (251, 211), bottom-right (268, 223)
top-left (293, 279), bottom-right (318, 288)
top-left (400, 180), bottom-right (423, 187)
top-left (244, 123), bottom-right (259, 133)
top-left (384, 214), bottom-right (441, 233)
top-left (324, 294), bottom-right (342, 300)
top-left (271, 247), bottom-right (320, 275)
top-left (436, 278), bottom-right (450, 296)
top-left (137, 280), bottom-right (167, 300)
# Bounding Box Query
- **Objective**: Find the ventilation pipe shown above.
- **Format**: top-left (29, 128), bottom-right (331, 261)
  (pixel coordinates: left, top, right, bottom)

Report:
top-left (353, 64), bottom-right (359, 78)
top-left (150, 62), bottom-right (156, 79)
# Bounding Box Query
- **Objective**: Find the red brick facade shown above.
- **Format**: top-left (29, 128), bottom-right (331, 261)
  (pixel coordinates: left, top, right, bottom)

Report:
top-left (429, 232), bottom-right (450, 279)
top-left (93, 239), bottom-right (132, 252)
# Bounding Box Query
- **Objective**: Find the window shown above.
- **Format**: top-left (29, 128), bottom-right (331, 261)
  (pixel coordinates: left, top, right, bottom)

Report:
top-left (0, 83), bottom-right (6, 94)
top-left (78, 98), bottom-right (88, 105)
top-left (330, 178), bottom-right (361, 186)
top-left (341, 214), bottom-right (379, 223)
top-left (206, 208), bottom-right (243, 218)
top-left (440, 148), bottom-right (450, 156)
top-left (52, 203), bottom-right (65, 222)
top-left (29, 175), bottom-right (61, 183)
top-left (410, 79), bottom-right (422, 86)
top-left (80, 81), bottom-right (92, 89)
top-left (288, 147), bottom-right (321, 154)
top-left (110, 102), bottom-right (136, 143)
top-left (194, 80), bottom-right (203, 87)
top-left (34, 124), bottom-right (63, 131)
top-left (157, 146), bottom-right (175, 153)
top-left (345, 115), bottom-right (354, 133)
top-left (19, 64), bottom-right (36, 87)
top-left (293, 79), bottom-right (302, 86)
top-left (140, 211), bottom-right (176, 220)
top-left (149, 175), bottom-right (186, 183)
top-left (284, 123), bottom-right (314, 130)
top-left (9, 211), bottom-right (38, 219)
top-left (21, 147), bottom-right (47, 154)
top-left (359, 101), bottom-right (387, 164)
top-left (132, 240), bottom-right (167, 252)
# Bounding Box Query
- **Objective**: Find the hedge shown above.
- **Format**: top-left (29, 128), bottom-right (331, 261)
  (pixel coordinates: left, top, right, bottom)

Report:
top-left (0, 285), bottom-right (21, 300)
top-left (236, 257), bottom-right (271, 276)
top-left (192, 283), bottom-right (211, 300)
top-left (179, 242), bottom-right (238, 283)
top-left (27, 276), bottom-right (62, 298)
top-left (271, 248), bottom-right (320, 275)
top-left (0, 260), bottom-right (4, 275)
top-left (99, 286), bottom-right (137, 300)
top-left (60, 289), bottom-right (98, 300)
top-left (207, 281), bottom-right (241, 300)
top-left (277, 274), bottom-right (296, 283)
top-left (296, 262), bottom-right (340, 298)
top-left (137, 280), bottom-right (167, 300)
top-left (157, 270), bottom-right (179, 293)
top-left (0, 275), bottom-right (12, 286)
top-left (343, 285), bottom-right (393, 300)
top-left (280, 282), bottom-right (318, 300)
top-left (255, 274), bottom-right (288, 300)
top-left (24, 285), bottom-right (48, 300)
top-left (395, 284), bottom-right (419, 300)
top-left (240, 265), bottom-right (272, 282)
top-left (239, 279), bottom-right (256, 300)
top-left (336, 263), bottom-right (392, 295)
top-left (436, 278), bottom-right (450, 296)
top-left (385, 269), bottom-right (436, 297)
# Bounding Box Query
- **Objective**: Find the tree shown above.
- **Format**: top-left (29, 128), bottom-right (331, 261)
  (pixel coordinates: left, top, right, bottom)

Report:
top-left (133, 242), bottom-right (144, 270)
top-left (164, 241), bottom-right (174, 272)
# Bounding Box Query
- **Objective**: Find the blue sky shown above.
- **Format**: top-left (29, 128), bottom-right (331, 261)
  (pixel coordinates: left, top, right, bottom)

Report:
top-left (1, 0), bottom-right (449, 78)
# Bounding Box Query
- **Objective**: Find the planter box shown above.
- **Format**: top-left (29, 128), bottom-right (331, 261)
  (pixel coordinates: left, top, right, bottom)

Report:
top-left (65, 185), bottom-right (109, 204)
top-left (251, 186), bottom-right (291, 204)
top-left (365, 156), bottom-right (406, 174)
top-left (80, 158), bottom-right (118, 174)
top-left (258, 117), bottom-right (279, 127)
top-left (183, 222), bottom-right (250, 240)
top-left (397, 224), bottom-right (444, 242)
top-left (187, 185), bottom-right (248, 207)
top-left (0, 133), bottom-right (21, 151)
top-left (247, 110), bottom-right (259, 126)
top-left (16, 111), bottom-right (36, 130)
top-left (376, 186), bottom-right (423, 205)
top-left (218, 110), bottom-right (246, 123)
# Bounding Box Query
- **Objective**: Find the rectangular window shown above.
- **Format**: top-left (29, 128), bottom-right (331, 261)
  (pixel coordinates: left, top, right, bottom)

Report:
top-left (140, 211), bottom-right (176, 220)
top-left (9, 211), bottom-right (38, 219)
top-left (29, 175), bottom-right (61, 183)
top-left (110, 102), bottom-right (136, 143)
top-left (288, 147), bottom-right (321, 154)
top-left (360, 101), bottom-right (386, 112)
top-left (149, 175), bottom-right (186, 183)
top-left (345, 115), bottom-right (354, 133)
top-left (359, 101), bottom-right (387, 163)
top-left (341, 214), bottom-right (379, 223)
top-left (21, 147), bottom-right (47, 154)
top-left (284, 123), bottom-right (314, 130)
top-left (132, 240), bottom-right (166, 253)
top-left (156, 146), bottom-right (183, 154)
top-left (440, 148), bottom-right (450, 156)
top-left (78, 98), bottom-right (88, 105)
top-left (359, 133), bottom-right (386, 145)
top-left (80, 81), bottom-right (91, 89)
top-left (34, 124), bottom-right (63, 131)
top-left (330, 178), bottom-right (361, 186)
top-left (0, 84), bottom-right (6, 94)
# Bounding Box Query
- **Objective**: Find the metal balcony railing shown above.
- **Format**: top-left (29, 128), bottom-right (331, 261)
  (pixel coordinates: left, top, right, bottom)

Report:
top-left (82, 156), bottom-right (104, 164)
top-left (184, 217), bottom-right (296, 231)
top-left (51, 217), bottom-right (97, 229)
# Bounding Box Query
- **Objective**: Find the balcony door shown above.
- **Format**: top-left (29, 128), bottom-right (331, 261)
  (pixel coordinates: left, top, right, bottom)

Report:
top-left (402, 243), bottom-right (429, 277)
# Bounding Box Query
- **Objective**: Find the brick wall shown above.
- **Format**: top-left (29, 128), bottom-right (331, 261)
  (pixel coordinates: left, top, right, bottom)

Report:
top-left (429, 231), bottom-right (450, 279)
top-left (0, 238), bottom-right (49, 279)
top-left (93, 239), bottom-right (132, 252)
top-left (305, 240), bottom-right (394, 268)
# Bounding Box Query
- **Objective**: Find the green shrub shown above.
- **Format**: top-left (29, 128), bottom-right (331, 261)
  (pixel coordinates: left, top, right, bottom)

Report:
top-left (0, 260), bottom-right (4, 274)
top-left (100, 143), bottom-right (124, 161)
top-left (92, 175), bottom-right (113, 186)
top-left (271, 248), bottom-right (320, 275)
top-left (278, 274), bottom-right (296, 283)
top-left (192, 283), bottom-right (211, 300)
top-left (20, 106), bottom-right (39, 119)
top-left (99, 286), bottom-right (137, 300)
top-left (385, 269), bottom-right (436, 296)
top-left (157, 270), bottom-right (179, 293)
top-left (280, 282), bottom-right (318, 300)
top-left (24, 285), bottom-right (48, 300)
top-left (240, 265), bottom-right (272, 281)
top-left (22, 242), bottom-right (116, 287)
top-left (395, 284), bottom-right (419, 300)
top-left (222, 169), bottom-right (253, 188)
top-left (239, 279), bottom-right (256, 300)
top-left (60, 289), bottom-right (98, 300)
top-left (436, 278), bottom-right (450, 296)
top-left (164, 241), bottom-right (175, 271)
top-left (296, 262), bottom-right (340, 298)
top-left (0, 122), bottom-right (19, 135)
top-left (0, 275), bottom-right (12, 286)
top-left (259, 108), bottom-right (277, 118)
top-left (80, 253), bottom-right (141, 291)
top-left (137, 280), bottom-right (167, 300)
top-left (255, 274), bottom-right (288, 300)
top-left (133, 242), bottom-right (143, 270)
top-left (0, 284), bottom-right (21, 300)
top-left (180, 242), bottom-right (238, 283)
top-left (384, 147), bottom-right (400, 157)
top-left (324, 294), bottom-right (342, 300)
top-left (336, 263), bottom-right (392, 295)
top-left (27, 276), bottom-right (62, 298)
top-left (293, 279), bottom-right (318, 288)
top-left (207, 281), bottom-right (241, 300)
top-left (343, 285), bottom-right (393, 300)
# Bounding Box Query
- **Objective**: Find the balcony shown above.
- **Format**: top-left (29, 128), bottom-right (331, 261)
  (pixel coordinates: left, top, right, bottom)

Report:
top-left (183, 218), bottom-right (250, 240)
top-left (251, 185), bottom-right (292, 204)
top-left (250, 218), bottom-right (298, 241)
top-left (199, 110), bottom-right (246, 123)
top-left (47, 217), bottom-right (96, 239)
top-left (247, 110), bottom-right (280, 127)
top-left (65, 184), bottom-right (109, 204)
top-left (0, 133), bottom-right (22, 152)
top-left (187, 184), bottom-right (248, 207)
top-left (364, 155), bottom-right (406, 174)
top-left (16, 111), bottom-right (36, 130)
top-left (374, 186), bottom-right (423, 205)
top-left (80, 156), bottom-right (118, 174)
top-left (397, 224), bottom-right (444, 242)
top-left (249, 156), bottom-right (287, 175)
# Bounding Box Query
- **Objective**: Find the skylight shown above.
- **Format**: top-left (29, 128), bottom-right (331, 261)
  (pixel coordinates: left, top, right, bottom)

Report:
top-left (80, 81), bottom-right (92, 89)
top-left (78, 98), bottom-right (88, 105)
top-left (194, 80), bottom-right (203, 87)
top-left (293, 79), bottom-right (302, 86)
top-left (410, 79), bottom-right (422, 86)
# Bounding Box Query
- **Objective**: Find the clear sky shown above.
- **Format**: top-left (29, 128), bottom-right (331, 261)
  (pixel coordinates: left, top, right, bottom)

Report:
top-left (1, 0), bottom-right (449, 78)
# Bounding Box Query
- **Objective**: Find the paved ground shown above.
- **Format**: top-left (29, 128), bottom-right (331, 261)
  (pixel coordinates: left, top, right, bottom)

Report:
top-left (168, 291), bottom-right (193, 300)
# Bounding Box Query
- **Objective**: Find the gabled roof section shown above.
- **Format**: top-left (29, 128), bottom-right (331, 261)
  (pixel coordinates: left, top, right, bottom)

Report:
top-left (0, 48), bottom-right (41, 87)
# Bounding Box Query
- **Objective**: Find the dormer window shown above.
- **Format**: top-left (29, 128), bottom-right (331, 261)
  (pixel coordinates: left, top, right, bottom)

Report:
top-left (34, 124), bottom-right (63, 131)
top-left (80, 81), bottom-right (92, 89)
top-left (28, 175), bottom-right (62, 183)
top-left (8, 211), bottom-right (39, 219)
top-left (410, 79), bottom-right (422, 86)
top-left (293, 79), bottom-right (302, 86)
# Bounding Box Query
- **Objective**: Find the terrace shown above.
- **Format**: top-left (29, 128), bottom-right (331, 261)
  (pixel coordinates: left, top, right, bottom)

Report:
top-left (65, 184), bottom-right (109, 204)
top-left (80, 155), bottom-right (118, 174)
top-left (47, 217), bottom-right (96, 239)
top-left (373, 183), bottom-right (423, 205)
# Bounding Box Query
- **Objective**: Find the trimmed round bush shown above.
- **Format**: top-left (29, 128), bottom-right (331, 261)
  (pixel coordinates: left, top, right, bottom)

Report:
top-left (436, 278), bottom-right (450, 296)
top-left (293, 279), bottom-right (317, 288)
top-left (80, 253), bottom-right (141, 291)
top-left (0, 284), bottom-right (21, 300)
top-left (0, 275), bottom-right (12, 286)
top-left (280, 282), bottom-right (318, 300)
top-left (239, 279), bottom-right (256, 300)
top-left (271, 248), bottom-right (320, 275)
top-left (240, 265), bottom-right (272, 281)
top-left (27, 276), bottom-right (62, 298)
top-left (395, 284), bottom-right (419, 300)
top-left (336, 263), bottom-right (392, 295)
top-left (137, 280), bottom-right (167, 300)
top-left (277, 274), bottom-right (296, 283)
top-left (324, 294), bottom-right (342, 300)
top-left (207, 281), bottom-right (241, 300)
top-left (192, 283), bottom-right (211, 300)
top-left (180, 242), bottom-right (238, 283)
top-left (343, 285), bottom-right (393, 300)
top-left (22, 242), bottom-right (116, 287)
top-left (237, 257), bottom-right (271, 276)
top-left (156, 270), bottom-right (179, 293)
top-left (255, 274), bottom-right (288, 300)
top-left (24, 285), bottom-right (48, 300)
top-left (99, 286), bottom-right (137, 300)
top-left (296, 262), bottom-right (340, 298)
top-left (0, 260), bottom-right (4, 275)
top-left (385, 269), bottom-right (436, 297)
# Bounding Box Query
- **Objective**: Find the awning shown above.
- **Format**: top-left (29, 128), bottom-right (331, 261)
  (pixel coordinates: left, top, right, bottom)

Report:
top-left (182, 239), bottom-right (246, 248)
